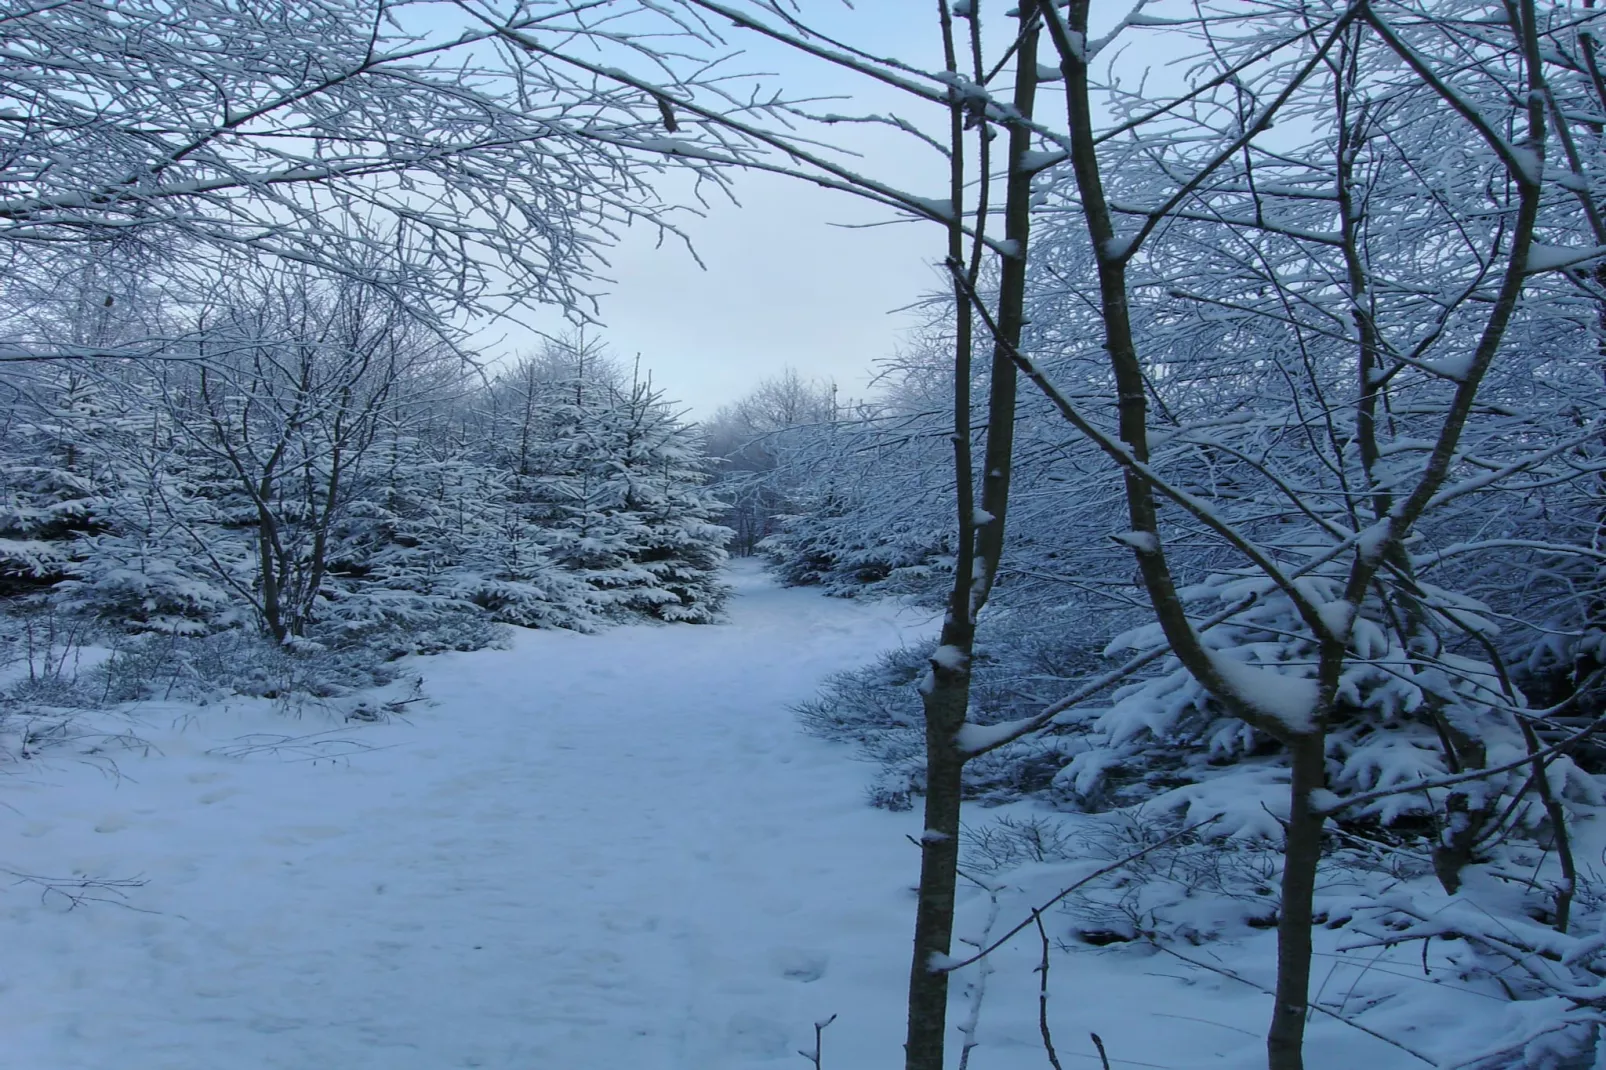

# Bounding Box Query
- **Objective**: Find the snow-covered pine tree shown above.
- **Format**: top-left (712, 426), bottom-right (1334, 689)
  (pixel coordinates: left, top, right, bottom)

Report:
top-left (0, 368), bottom-right (118, 597)
top-left (58, 386), bottom-right (244, 636)
top-left (331, 421), bottom-right (594, 639)
top-left (601, 362), bottom-right (731, 623)
top-left (507, 339), bottom-right (730, 623)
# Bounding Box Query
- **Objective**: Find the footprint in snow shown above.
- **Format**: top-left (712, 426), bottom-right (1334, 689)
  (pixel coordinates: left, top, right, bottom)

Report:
top-left (769, 947), bottom-right (828, 983)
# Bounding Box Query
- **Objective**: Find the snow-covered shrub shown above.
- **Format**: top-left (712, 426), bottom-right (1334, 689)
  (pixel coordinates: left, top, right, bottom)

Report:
top-left (964, 812), bottom-right (1293, 945)
top-left (0, 370), bottom-right (130, 598)
top-left (752, 377), bottom-right (956, 602)
top-left (951, 805), bottom-right (1606, 1068)
top-left (58, 531), bottom-right (243, 637)
top-left (1325, 871), bottom-right (1606, 1069)
top-left (0, 607), bottom-right (150, 766)
top-left (1046, 567), bottom-right (1603, 882)
top-left (0, 604), bottom-right (101, 710)
top-left (94, 626), bottom-right (421, 705)
top-left (762, 507), bottom-right (950, 600)
top-left (797, 603), bottom-right (1118, 811)
top-left (797, 643), bottom-right (929, 810)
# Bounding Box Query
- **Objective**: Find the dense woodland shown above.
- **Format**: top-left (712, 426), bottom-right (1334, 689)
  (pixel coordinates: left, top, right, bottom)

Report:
top-left (8, 2), bottom-right (1606, 1069)
top-left (0, 297), bottom-right (731, 654)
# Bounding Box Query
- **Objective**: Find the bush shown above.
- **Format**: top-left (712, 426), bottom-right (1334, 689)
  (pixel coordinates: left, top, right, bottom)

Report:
top-left (795, 603), bottom-right (1120, 812)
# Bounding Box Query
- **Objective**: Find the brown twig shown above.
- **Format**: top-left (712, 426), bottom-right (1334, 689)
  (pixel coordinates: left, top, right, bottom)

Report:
top-left (1153, 945), bottom-right (1436, 1065)
top-left (1090, 1033), bottom-right (1112, 1070)
top-left (1034, 910), bottom-right (1065, 1070)
top-left (939, 816), bottom-right (1220, 974)
top-left (796, 1013), bottom-right (836, 1069)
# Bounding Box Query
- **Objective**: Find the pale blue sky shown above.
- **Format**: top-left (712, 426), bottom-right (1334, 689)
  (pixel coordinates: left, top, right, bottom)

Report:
top-left (474, 1), bottom-right (952, 415)
top-left (459, 1), bottom-right (1164, 416)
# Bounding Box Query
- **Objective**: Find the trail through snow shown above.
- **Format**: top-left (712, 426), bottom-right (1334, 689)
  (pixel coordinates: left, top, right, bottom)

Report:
top-left (4, 565), bottom-right (1427, 1069)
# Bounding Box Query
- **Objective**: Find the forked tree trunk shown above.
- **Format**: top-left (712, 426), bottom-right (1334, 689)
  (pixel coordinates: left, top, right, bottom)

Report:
top-left (904, 8), bottom-right (1041, 1069)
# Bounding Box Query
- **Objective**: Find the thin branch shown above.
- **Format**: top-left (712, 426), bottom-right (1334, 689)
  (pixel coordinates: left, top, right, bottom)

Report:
top-left (938, 817), bottom-right (1219, 973)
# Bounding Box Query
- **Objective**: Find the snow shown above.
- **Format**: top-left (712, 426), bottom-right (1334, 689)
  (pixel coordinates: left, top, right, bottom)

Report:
top-left (955, 715), bottom-right (1034, 755)
top-left (1507, 144), bottom-right (1543, 186)
top-left (1526, 243), bottom-right (1606, 273)
top-left (1317, 598), bottom-right (1356, 640)
top-left (1101, 233), bottom-right (1137, 261)
top-left (905, 195), bottom-right (956, 223)
top-left (1109, 529), bottom-right (1159, 553)
top-left (1356, 519), bottom-right (1393, 561)
top-left (3, 564), bottom-right (1469, 1069)
top-left (1425, 352), bottom-right (1474, 381)
top-left (1019, 149), bottom-right (1068, 173)
top-left (630, 137), bottom-right (733, 163)
top-left (1209, 652), bottom-right (1321, 734)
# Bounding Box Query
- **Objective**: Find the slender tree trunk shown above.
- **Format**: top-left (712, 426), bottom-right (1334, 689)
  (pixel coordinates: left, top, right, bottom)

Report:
top-left (905, 9), bottom-right (1040, 1068)
top-left (1267, 732), bottom-right (1326, 1070)
top-left (300, 443), bottom-right (342, 636)
top-left (257, 501), bottom-right (285, 643)
top-left (906, 671), bottom-right (970, 1070)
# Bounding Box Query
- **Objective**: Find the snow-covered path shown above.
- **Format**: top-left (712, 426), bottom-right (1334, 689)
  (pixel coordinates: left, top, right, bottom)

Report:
top-left (4, 566), bottom-right (936, 1069)
top-left (4, 566), bottom-right (1427, 1070)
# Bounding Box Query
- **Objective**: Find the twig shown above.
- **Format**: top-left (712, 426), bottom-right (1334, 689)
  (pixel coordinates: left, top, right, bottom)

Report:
top-left (1090, 1032), bottom-right (1111, 1070)
top-left (2, 867), bottom-right (157, 914)
top-left (1153, 945), bottom-right (1438, 1065)
top-left (1035, 910), bottom-right (1065, 1070)
top-left (940, 817), bottom-right (1220, 973)
top-left (957, 882), bottom-right (1002, 1070)
top-left (796, 1014), bottom-right (836, 1069)
top-left (208, 730), bottom-right (391, 764)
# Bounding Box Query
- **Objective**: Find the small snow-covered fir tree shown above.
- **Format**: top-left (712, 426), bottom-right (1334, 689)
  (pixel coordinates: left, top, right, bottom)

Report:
top-left (512, 342), bottom-right (731, 623)
top-left (331, 431), bottom-right (595, 636)
top-left (0, 369), bottom-right (118, 595)
top-left (62, 426), bottom-right (245, 636)
top-left (601, 365), bottom-right (731, 623)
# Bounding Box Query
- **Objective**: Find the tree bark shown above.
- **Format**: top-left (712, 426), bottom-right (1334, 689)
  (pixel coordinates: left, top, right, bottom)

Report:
top-left (904, 8), bottom-right (1040, 1069)
top-left (1267, 733), bottom-right (1326, 1070)
top-left (906, 673), bottom-right (970, 1070)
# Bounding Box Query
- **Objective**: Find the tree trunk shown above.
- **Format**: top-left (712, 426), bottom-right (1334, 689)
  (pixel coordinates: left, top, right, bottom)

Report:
top-left (258, 505), bottom-right (286, 644)
top-left (1267, 732), bottom-right (1326, 1070)
top-left (906, 672), bottom-right (969, 1070)
top-left (256, 467), bottom-right (287, 644)
top-left (903, 10), bottom-right (1039, 1069)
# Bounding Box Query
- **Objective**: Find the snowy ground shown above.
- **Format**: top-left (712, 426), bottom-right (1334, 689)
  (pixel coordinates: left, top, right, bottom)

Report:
top-left (4, 564), bottom-right (1460, 1069)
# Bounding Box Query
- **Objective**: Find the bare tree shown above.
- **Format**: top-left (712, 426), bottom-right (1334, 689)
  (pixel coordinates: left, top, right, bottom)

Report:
top-left (704, 368), bottom-right (837, 554)
top-left (0, 0), bottom-right (750, 361)
top-left (162, 271), bottom-right (448, 642)
top-left (542, 3), bottom-right (1606, 1069)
